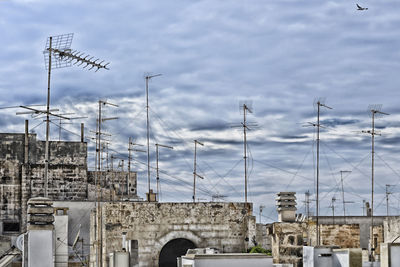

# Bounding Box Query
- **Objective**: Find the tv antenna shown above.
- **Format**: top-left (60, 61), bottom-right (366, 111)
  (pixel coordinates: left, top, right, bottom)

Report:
top-left (42, 33), bottom-right (109, 199)
top-left (362, 104), bottom-right (389, 261)
top-left (128, 138), bottom-right (145, 198)
top-left (144, 73), bottom-right (162, 199)
top-left (193, 140), bottom-right (204, 203)
top-left (155, 143), bottom-right (173, 202)
top-left (309, 98), bottom-right (332, 245)
top-left (232, 101), bottom-right (257, 205)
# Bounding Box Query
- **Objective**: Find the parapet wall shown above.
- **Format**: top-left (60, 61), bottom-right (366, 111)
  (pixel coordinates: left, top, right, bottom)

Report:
top-left (92, 202), bottom-right (256, 266)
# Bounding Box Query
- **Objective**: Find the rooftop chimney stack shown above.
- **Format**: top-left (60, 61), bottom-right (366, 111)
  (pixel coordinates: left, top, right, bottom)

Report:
top-left (276, 192), bottom-right (297, 222)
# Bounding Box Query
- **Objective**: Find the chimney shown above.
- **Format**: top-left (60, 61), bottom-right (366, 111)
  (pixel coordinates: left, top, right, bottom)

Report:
top-left (276, 192), bottom-right (297, 222)
top-left (26, 197), bottom-right (54, 267)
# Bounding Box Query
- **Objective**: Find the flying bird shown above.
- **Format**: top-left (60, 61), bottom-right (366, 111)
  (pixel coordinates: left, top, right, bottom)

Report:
top-left (357, 4), bottom-right (368, 10)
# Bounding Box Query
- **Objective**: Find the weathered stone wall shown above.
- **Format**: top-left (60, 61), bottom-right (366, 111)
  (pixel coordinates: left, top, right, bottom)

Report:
top-left (268, 222), bottom-right (305, 266)
top-left (91, 202), bottom-right (256, 266)
top-left (314, 215), bottom-right (388, 249)
top-left (255, 224), bottom-right (271, 250)
top-left (267, 222), bottom-right (360, 267)
top-left (318, 224), bottom-right (360, 248)
top-left (0, 132), bottom-right (139, 236)
top-left (87, 171), bottom-right (137, 201)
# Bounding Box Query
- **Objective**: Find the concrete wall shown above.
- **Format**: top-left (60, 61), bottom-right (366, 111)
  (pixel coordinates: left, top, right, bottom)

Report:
top-left (91, 202), bottom-right (256, 266)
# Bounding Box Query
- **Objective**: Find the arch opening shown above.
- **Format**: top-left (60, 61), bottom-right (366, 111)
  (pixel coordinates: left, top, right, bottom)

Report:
top-left (158, 238), bottom-right (195, 267)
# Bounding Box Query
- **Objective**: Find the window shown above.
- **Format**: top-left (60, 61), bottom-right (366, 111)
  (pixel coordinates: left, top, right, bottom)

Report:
top-left (3, 222), bottom-right (20, 232)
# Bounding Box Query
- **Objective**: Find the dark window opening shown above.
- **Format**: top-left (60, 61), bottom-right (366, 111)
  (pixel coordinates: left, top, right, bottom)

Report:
top-left (3, 222), bottom-right (20, 232)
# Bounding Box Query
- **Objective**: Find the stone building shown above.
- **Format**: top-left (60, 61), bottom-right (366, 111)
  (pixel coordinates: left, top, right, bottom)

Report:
top-left (0, 126), bottom-right (137, 239)
top-left (90, 202), bottom-right (257, 266)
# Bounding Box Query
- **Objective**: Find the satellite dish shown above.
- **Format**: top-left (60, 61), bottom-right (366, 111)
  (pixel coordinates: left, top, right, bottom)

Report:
top-left (16, 234), bottom-right (24, 251)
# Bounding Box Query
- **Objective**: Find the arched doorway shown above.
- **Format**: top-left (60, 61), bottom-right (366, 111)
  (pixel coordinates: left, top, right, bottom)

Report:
top-left (159, 238), bottom-right (195, 267)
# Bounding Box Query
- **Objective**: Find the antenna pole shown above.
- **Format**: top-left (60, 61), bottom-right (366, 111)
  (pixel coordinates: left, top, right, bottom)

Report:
top-left (156, 144), bottom-right (159, 200)
top-left (145, 74), bottom-right (161, 199)
top-left (155, 143), bottom-right (173, 202)
top-left (340, 170), bottom-right (351, 223)
top-left (128, 137), bottom-right (132, 197)
top-left (145, 76), bottom-right (150, 198)
top-left (243, 104), bottom-right (248, 204)
top-left (316, 102), bottom-right (320, 245)
top-left (314, 100), bottom-right (332, 246)
top-left (44, 36), bottom-right (52, 198)
top-left (386, 184), bottom-right (392, 217)
top-left (193, 140), bottom-right (204, 202)
top-left (371, 111), bottom-right (375, 261)
top-left (362, 107), bottom-right (389, 261)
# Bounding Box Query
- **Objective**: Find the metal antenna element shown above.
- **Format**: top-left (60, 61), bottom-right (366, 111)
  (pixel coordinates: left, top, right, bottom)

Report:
top-left (259, 205), bottom-right (266, 223)
top-left (339, 170), bottom-right (353, 223)
top-left (386, 184), bottom-right (393, 217)
top-left (144, 73), bottom-right (162, 200)
top-left (42, 33), bottom-right (109, 202)
top-left (193, 140), bottom-right (204, 203)
top-left (310, 99), bottom-right (332, 246)
top-left (155, 143), bottom-right (173, 202)
top-left (361, 105), bottom-right (389, 261)
top-left (44, 33), bottom-right (110, 71)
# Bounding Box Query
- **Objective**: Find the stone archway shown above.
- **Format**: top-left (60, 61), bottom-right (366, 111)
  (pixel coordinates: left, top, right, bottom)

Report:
top-left (158, 238), bottom-right (195, 267)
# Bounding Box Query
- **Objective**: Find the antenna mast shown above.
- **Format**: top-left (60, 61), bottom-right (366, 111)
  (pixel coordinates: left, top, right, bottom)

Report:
top-left (362, 104), bottom-right (389, 262)
top-left (313, 99), bottom-right (332, 246)
top-left (43, 33), bottom-right (109, 198)
top-left (155, 143), bottom-right (173, 201)
top-left (145, 73), bottom-right (162, 199)
top-left (193, 140), bottom-right (204, 202)
top-left (242, 104), bottom-right (253, 204)
top-left (386, 184), bottom-right (393, 216)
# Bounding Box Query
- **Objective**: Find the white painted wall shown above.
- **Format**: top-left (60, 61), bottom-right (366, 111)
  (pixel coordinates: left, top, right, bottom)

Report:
top-left (54, 215), bottom-right (68, 267)
top-left (181, 254), bottom-right (273, 267)
top-left (28, 230), bottom-right (54, 267)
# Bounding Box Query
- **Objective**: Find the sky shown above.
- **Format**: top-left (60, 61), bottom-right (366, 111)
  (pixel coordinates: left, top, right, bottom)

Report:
top-left (1, 0), bottom-right (400, 223)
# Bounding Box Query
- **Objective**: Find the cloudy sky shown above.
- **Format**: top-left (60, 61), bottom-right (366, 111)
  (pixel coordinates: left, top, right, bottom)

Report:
top-left (1, 0), bottom-right (400, 223)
